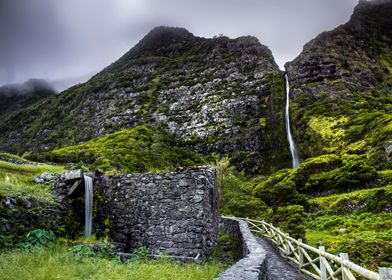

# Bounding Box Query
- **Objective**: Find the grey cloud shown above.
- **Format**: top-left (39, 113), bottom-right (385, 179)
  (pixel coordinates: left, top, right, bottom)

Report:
top-left (0, 0), bottom-right (359, 90)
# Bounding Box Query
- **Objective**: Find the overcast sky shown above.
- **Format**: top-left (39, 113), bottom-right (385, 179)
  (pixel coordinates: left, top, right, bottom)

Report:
top-left (0, 0), bottom-right (359, 91)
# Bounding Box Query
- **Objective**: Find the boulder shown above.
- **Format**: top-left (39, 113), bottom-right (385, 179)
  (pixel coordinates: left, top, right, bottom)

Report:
top-left (64, 169), bottom-right (84, 181)
top-left (34, 172), bottom-right (60, 184)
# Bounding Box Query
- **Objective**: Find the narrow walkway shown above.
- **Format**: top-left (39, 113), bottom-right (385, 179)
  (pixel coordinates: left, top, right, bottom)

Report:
top-left (255, 237), bottom-right (308, 280)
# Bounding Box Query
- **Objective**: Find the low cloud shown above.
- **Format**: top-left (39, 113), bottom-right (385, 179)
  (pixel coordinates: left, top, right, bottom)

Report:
top-left (0, 0), bottom-right (359, 89)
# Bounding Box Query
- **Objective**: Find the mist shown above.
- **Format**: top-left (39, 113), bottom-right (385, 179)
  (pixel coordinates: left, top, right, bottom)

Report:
top-left (0, 0), bottom-right (359, 91)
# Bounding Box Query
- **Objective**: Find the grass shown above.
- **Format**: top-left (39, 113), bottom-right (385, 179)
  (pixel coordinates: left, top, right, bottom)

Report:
top-left (0, 245), bottom-right (224, 280)
top-left (0, 160), bottom-right (64, 175)
top-left (0, 172), bottom-right (53, 200)
top-left (0, 153), bottom-right (64, 199)
top-left (0, 153), bottom-right (29, 162)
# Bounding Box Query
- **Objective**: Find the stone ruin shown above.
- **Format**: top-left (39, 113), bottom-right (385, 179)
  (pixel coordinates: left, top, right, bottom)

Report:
top-left (54, 166), bottom-right (219, 261)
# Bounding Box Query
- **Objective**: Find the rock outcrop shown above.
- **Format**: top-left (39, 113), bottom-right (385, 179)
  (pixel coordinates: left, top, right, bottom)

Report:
top-left (286, 0), bottom-right (392, 99)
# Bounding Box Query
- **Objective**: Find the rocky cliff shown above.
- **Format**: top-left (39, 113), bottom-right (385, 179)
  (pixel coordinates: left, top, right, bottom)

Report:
top-left (0, 27), bottom-right (290, 173)
top-left (285, 0), bottom-right (392, 168)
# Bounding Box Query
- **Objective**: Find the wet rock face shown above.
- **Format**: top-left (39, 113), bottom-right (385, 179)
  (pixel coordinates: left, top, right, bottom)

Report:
top-left (95, 166), bottom-right (218, 260)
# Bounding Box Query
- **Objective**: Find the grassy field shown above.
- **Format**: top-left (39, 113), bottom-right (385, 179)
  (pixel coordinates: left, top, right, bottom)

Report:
top-left (0, 245), bottom-right (224, 280)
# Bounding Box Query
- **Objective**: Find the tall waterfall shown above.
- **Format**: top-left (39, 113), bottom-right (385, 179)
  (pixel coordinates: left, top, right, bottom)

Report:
top-left (285, 74), bottom-right (300, 168)
top-left (84, 175), bottom-right (93, 236)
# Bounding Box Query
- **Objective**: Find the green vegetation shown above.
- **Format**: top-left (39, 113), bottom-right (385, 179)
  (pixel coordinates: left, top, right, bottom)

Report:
top-left (17, 229), bottom-right (56, 249)
top-left (29, 126), bottom-right (207, 173)
top-left (0, 244), bottom-right (223, 280)
top-left (308, 116), bottom-right (348, 153)
top-left (0, 171), bottom-right (53, 199)
top-left (0, 155), bottom-right (65, 247)
top-left (214, 153), bottom-right (392, 269)
top-left (272, 205), bottom-right (307, 239)
top-left (210, 231), bottom-right (242, 264)
top-left (306, 212), bottom-right (392, 270)
top-left (308, 184), bottom-right (392, 212)
top-left (291, 82), bottom-right (392, 169)
top-left (0, 11), bottom-right (390, 274)
top-left (0, 160), bottom-right (63, 175)
top-left (216, 157), bottom-right (269, 219)
top-left (303, 184), bottom-right (392, 269)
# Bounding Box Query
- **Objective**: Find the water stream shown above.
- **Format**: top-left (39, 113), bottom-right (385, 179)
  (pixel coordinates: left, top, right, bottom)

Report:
top-left (284, 74), bottom-right (300, 168)
top-left (84, 175), bottom-right (93, 236)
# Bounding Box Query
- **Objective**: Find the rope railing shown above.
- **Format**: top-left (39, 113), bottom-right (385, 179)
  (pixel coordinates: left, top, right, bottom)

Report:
top-left (223, 216), bottom-right (392, 280)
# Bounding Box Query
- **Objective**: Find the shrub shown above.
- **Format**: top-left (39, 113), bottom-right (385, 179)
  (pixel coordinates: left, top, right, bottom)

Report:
top-left (302, 155), bottom-right (377, 194)
top-left (215, 157), bottom-right (270, 219)
top-left (69, 240), bottom-right (114, 259)
top-left (18, 229), bottom-right (56, 248)
top-left (254, 169), bottom-right (308, 207)
top-left (272, 205), bottom-right (307, 239)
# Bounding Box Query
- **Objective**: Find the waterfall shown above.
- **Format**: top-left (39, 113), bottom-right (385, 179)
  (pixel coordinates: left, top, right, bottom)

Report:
top-left (84, 175), bottom-right (93, 236)
top-left (285, 74), bottom-right (300, 168)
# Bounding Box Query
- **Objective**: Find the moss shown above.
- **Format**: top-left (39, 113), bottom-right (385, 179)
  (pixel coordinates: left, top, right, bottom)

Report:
top-left (0, 193), bottom-right (59, 247)
top-left (258, 117), bottom-right (268, 129)
top-left (308, 116), bottom-right (348, 153)
top-left (292, 86), bottom-right (392, 166)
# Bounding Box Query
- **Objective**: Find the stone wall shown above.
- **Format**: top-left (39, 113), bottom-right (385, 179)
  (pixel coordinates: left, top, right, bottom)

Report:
top-left (216, 217), bottom-right (268, 280)
top-left (93, 166), bottom-right (218, 260)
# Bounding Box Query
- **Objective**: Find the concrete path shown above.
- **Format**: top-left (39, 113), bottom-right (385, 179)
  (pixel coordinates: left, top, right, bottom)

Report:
top-left (256, 237), bottom-right (309, 280)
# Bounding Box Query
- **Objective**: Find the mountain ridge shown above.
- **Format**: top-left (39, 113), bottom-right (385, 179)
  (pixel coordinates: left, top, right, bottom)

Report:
top-left (0, 27), bottom-right (289, 174)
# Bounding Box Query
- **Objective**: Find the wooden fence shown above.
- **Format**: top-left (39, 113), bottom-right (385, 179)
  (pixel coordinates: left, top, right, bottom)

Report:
top-left (231, 217), bottom-right (392, 280)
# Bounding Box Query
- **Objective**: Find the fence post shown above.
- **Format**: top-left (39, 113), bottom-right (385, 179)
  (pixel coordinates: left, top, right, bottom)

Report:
top-left (297, 238), bottom-right (303, 271)
top-left (275, 227), bottom-right (280, 246)
top-left (319, 246), bottom-right (327, 280)
top-left (340, 253), bottom-right (349, 280)
top-left (379, 267), bottom-right (392, 280)
top-left (285, 233), bottom-right (290, 256)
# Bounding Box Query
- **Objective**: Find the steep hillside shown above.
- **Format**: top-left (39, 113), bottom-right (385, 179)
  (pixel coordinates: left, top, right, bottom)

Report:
top-left (285, 0), bottom-right (392, 168)
top-left (0, 79), bottom-right (56, 118)
top-left (0, 27), bottom-right (289, 174)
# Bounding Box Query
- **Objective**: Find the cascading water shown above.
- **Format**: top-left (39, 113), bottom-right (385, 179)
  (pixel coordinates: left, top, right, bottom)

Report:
top-left (84, 175), bottom-right (93, 236)
top-left (284, 74), bottom-right (300, 168)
